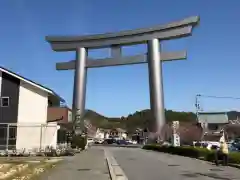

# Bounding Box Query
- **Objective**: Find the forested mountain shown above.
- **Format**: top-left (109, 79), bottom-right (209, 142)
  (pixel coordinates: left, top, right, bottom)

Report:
top-left (84, 109), bottom-right (197, 133)
top-left (84, 109), bottom-right (240, 143)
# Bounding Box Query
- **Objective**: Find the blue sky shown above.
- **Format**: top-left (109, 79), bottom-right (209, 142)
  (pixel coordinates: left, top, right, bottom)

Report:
top-left (0, 0), bottom-right (240, 117)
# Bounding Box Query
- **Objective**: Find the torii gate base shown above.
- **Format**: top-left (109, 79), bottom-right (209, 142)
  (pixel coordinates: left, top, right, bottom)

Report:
top-left (46, 16), bottom-right (199, 141)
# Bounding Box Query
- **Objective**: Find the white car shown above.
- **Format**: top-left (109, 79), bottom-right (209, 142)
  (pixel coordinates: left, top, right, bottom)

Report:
top-left (87, 138), bottom-right (94, 145)
top-left (126, 140), bottom-right (137, 144)
top-left (94, 139), bottom-right (104, 144)
top-left (132, 140), bottom-right (137, 144)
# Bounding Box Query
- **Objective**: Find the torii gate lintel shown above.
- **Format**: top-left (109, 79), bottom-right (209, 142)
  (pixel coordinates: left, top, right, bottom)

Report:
top-left (55, 51), bottom-right (187, 70)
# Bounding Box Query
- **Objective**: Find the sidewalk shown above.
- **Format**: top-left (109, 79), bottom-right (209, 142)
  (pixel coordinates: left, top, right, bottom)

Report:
top-left (40, 147), bottom-right (110, 180)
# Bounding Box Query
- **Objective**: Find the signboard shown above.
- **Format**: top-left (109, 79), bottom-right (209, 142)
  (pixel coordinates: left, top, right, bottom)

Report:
top-left (173, 134), bottom-right (180, 147)
top-left (172, 121), bottom-right (179, 133)
top-left (172, 121), bottom-right (180, 147)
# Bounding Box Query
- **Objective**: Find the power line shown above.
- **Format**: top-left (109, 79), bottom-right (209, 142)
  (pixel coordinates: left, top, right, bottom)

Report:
top-left (195, 94), bottom-right (240, 118)
top-left (196, 94), bottom-right (240, 100)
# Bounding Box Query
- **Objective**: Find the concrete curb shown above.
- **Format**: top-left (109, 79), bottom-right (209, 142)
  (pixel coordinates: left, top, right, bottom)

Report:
top-left (104, 149), bottom-right (128, 180)
top-left (197, 157), bottom-right (240, 169)
top-left (228, 163), bottom-right (240, 169)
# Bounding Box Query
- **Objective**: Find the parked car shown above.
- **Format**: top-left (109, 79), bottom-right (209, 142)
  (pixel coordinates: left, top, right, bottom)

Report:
top-left (103, 138), bottom-right (117, 144)
top-left (228, 143), bottom-right (239, 152)
top-left (230, 139), bottom-right (240, 151)
top-left (116, 139), bottom-right (128, 145)
top-left (94, 139), bottom-right (104, 144)
top-left (126, 140), bottom-right (137, 144)
top-left (206, 144), bottom-right (219, 150)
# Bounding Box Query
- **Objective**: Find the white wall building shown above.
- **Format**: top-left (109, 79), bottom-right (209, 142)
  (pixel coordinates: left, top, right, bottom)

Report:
top-left (95, 128), bottom-right (127, 140)
top-left (95, 128), bottom-right (109, 139)
top-left (0, 67), bottom-right (64, 151)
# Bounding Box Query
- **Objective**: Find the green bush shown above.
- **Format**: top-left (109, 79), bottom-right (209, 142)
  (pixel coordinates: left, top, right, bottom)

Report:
top-left (229, 152), bottom-right (240, 164)
top-left (71, 135), bottom-right (87, 150)
top-left (143, 145), bottom-right (200, 158)
top-left (143, 144), bottom-right (240, 164)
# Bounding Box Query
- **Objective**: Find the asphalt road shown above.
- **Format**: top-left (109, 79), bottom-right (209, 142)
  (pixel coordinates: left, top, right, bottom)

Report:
top-left (93, 144), bottom-right (142, 148)
top-left (108, 147), bottom-right (240, 180)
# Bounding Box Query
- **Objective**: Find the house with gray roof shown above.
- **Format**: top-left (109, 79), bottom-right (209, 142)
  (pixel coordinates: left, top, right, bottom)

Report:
top-left (197, 111), bottom-right (240, 133)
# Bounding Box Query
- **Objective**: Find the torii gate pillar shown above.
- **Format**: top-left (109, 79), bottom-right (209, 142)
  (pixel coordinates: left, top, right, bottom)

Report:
top-left (148, 39), bottom-right (165, 137)
top-left (72, 47), bottom-right (87, 123)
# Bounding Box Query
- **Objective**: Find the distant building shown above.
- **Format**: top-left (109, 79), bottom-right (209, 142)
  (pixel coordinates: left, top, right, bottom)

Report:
top-left (198, 111), bottom-right (240, 134)
top-left (47, 107), bottom-right (73, 145)
top-left (109, 128), bottom-right (127, 139)
top-left (198, 112), bottom-right (229, 133)
top-left (95, 128), bottom-right (110, 139)
top-left (94, 128), bottom-right (127, 140)
top-left (47, 106), bottom-right (72, 123)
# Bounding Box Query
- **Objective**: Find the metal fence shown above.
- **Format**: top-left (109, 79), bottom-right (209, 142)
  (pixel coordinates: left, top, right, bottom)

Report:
top-left (0, 124), bottom-right (16, 150)
top-left (0, 123), bottom-right (63, 152)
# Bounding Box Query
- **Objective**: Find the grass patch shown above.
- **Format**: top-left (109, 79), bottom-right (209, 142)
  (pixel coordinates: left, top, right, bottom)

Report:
top-left (0, 158), bottom-right (62, 180)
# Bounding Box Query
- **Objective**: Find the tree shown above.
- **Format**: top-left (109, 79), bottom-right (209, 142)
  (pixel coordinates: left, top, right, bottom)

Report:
top-left (178, 122), bottom-right (202, 145)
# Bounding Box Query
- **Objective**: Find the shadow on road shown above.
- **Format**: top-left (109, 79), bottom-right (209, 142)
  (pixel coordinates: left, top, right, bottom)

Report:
top-left (181, 171), bottom-right (233, 180)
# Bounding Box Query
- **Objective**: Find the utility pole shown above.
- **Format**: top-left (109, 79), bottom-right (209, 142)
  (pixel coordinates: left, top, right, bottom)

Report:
top-left (195, 94), bottom-right (206, 141)
top-left (195, 94), bottom-right (201, 121)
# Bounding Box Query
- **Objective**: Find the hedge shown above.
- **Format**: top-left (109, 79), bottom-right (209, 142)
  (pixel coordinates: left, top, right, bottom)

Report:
top-left (143, 144), bottom-right (240, 164)
top-left (71, 135), bottom-right (87, 150)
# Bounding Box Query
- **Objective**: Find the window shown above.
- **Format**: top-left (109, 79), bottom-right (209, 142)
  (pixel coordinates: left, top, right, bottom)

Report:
top-left (0, 125), bottom-right (7, 139)
top-left (1, 97), bottom-right (9, 107)
top-left (9, 126), bottom-right (17, 139)
top-left (0, 124), bottom-right (7, 146)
